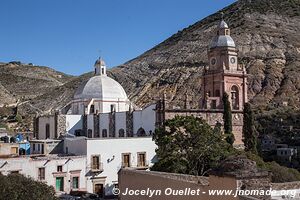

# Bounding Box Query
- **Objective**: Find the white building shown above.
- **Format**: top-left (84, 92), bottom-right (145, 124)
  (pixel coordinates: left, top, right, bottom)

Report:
top-left (64, 136), bottom-right (157, 197)
top-left (0, 155), bottom-right (87, 194)
top-left (35, 57), bottom-right (156, 140)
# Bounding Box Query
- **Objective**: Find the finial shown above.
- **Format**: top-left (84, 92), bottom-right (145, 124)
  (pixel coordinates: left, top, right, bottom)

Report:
top-left (221, 12), bottom-right (224, 20)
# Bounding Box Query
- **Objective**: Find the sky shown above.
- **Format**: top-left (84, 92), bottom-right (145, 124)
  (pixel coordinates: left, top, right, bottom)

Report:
top-left (0, 0), bottom-right (236, 75)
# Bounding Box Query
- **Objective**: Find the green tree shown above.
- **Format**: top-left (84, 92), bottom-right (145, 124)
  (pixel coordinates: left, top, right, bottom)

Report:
top-left (152, 116), bottom-right (233, 176)
top-left (0, 174), bottom-right (58, 200)
top-left (222, 92), bottom-right (235, 145)
top-left (243, 103), bottom-right (258, 154)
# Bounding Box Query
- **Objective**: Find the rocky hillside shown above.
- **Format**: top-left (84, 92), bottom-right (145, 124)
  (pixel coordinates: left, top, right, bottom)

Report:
top-left (110, 0), bottom-right (300, 109)
top-left (1, 0), bottom-right (300, 121)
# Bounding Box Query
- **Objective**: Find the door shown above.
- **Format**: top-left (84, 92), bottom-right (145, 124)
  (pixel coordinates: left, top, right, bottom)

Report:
top-left (56, 177), bottom-right (64, 191)
top-left (94, 184), bottom-right (104, 198)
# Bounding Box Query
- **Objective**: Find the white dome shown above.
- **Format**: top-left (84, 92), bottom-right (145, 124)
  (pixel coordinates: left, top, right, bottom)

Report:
top-left (74, 75), bottom-right (128, 101)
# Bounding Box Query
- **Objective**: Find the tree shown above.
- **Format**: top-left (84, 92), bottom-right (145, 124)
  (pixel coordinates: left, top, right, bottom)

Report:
top-left (222, 92), bottom-right (235, 145)
top-left (0, 174), bottom-right (58, 200)
top-left (243, 103), bottom-right (258, 154)
top-left (152, 116), bottom-right (233, 176)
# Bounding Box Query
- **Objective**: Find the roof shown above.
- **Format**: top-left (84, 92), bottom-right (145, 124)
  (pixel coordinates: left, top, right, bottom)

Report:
top-left (219, 20), bottom-right (229, 28)
top-left (74, 75), bottom-right (128, 101)
top-left (210, 35), bottom-right (235, 48)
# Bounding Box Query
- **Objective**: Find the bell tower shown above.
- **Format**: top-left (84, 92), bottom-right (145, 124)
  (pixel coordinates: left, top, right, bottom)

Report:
top-left (201, 19), bottom-right (247, 111)
top-left (94, 57), bottom-right (107, 76)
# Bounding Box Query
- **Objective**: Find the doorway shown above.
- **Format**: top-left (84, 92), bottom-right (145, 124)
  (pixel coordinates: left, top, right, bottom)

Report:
top-left (56, 177), bottom-right (64, 192)
top-left (94, 184), bottom-right (104, 198)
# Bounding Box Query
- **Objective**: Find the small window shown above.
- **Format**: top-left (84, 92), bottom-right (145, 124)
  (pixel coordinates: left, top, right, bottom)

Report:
top-left (38, 168), bottom-right (45, 180)
top-left (87, 129), bottom-right (93, 138)
top-left (92, 155), bottom-right (100, 170)
top-left (110, 104), bottom-right (116, 112)
top-left (137, 152), bottom-right (146, 167)
top-left (72, 177), bottom-right (79, 189)
top-left (119, 129), bottom-right (125, 137)
top-left (57, 165), bottom-right (63, 172)
top-left (211, 100), bottom-right (217, 109)
top-left (10, 171), bottom-right (19, 174)
top-left (122, 153), bottom-right (131, 168)
top-left (33, 144), bottom-right (36, 151)
top-left (38, 144), bottom-right (40, 151)
top-left (90, 105), bottom-right (95, 114)
top-left (45, 124), bottom-right (50, 139)
top-left (102, 129), bottom-right (107, 138)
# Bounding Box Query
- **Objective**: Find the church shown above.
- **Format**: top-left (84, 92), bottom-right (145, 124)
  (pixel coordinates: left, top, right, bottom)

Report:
top-left (34, 19), bottom-right (247, 145)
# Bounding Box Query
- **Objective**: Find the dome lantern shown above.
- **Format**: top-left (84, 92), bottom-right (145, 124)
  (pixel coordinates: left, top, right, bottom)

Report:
top-left (94, 57), bottom-right (106, 76)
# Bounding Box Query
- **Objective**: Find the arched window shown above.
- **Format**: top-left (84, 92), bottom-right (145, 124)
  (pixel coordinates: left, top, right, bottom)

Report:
top-left (90, 105), bottom-right (95, 114)
top-left (231, 85), bottom-right (239, 110)
top-left (119, 129), bottom-right (125, 137)
top-left (87, 129), bottom-right (93, 138)
top-left (102, 129), bottom-right (108, 138)
top-left (137, 128), bottom-right (146, 137)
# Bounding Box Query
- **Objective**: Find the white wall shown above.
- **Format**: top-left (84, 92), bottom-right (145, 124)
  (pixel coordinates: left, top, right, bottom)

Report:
top-left (133, 104), bottom-right (156, 135)
top-left (115, 112), bottom-right (126, 137)
top-left (66, 115), bottom-right (82, 135)
top-left (64, 137), bottom-right (157, 196)
top-left (0, 155), bottom-right (87, 194)
top-left (99, 113), bottom-right (109, 138)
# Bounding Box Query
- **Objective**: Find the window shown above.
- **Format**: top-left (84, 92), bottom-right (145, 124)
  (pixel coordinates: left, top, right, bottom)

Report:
top-left (102, 129), bottom-right (107, 138)
top-left (72, 177), bottom-right (79, 189)
top-left (10, 171), bottom-right (19, 174)
top-left (119, 129), bottom-right (125, 137)
top-left (215, 90), bottom-right (220, 97)
top-left (101, 68), bottom-right (105, 74)
top-left (122, 153), bottom-right (131, 168)
top-left (56, 177), bottom-right (64, 191)
top-left (137, 128), bottom-right (146, 137)
top-left (38, 144), bottom-right (40, 151)
top-left (88, 129), bottom-right (93, 138)
top-left (137, 152), bottom-right (146, 167)
top-left (38, 168), bottom-right (45, 180)
top-left (45, 124), bottom-right (50, 139)
top-left (90, 105), bottom-right (95, 114)
top-left (231, 85), bottom-right (239, 110)
top-left (57, 165), bottom-right (63, 172)
top-left (33, 144), bottom-right (36, 151)
top-left (92, 155), bottom-right (100, 170)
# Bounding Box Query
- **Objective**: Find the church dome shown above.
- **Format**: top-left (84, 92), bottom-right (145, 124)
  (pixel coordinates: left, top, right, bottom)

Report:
top-left (74, 57), bottom-right (128, 101)
top-left (74, 75), bottom-right (128, 101)
top-left (210, 35), bottom-right (235, 48)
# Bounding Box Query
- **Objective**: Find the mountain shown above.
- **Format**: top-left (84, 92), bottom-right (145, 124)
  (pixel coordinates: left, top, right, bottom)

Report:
top-left (110, 0), bottom-right (300, 109)
top-left (1, 0), bottom-right (300, 126)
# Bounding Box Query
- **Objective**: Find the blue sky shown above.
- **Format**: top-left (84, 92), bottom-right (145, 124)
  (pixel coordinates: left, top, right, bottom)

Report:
top-left (0, 0), bottom-right (236, 75)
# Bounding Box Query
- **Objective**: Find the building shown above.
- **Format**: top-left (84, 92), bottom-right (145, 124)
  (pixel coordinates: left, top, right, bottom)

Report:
top-left (30, 139), bottom-right (62, 155)
top-left (0, 142), bottom-right (19, 156)
top-left (0, 155), bottom-right (87, 193)
top-left (156, 20), bottom-right (247, 147)
top-left (118, 156), bottom-right (271, 200)
top-left (34, 57), bottom-right (156, 140)
top-left (34, 20), bottom-right (247, 148)
top-left (64, 136), bottom-right (157, 197)
top-left (277, 147), bottom-right (297, 163)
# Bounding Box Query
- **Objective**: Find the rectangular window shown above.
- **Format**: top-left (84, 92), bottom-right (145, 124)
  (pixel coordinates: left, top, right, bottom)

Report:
top-left (137, 152), bottom-right (146, 167)
top-left (122, 153), bottom-right (131, 168)
top-left (57, 165), bottom-right (63, 172)
top-left (72, 177), bottom-right (79, 189)
top-left (10, 171), bottom-right (19, 174)
top-left (33, 144), bottom-right (36, 151)
top-left (92, 156), bottom-right (100, 170)
top-left (38, 144), bottom-right (40, 151)
top-left (45, 124), bottom-right (50, 139)
top-left (38, 168), bottom-right (45, 180)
